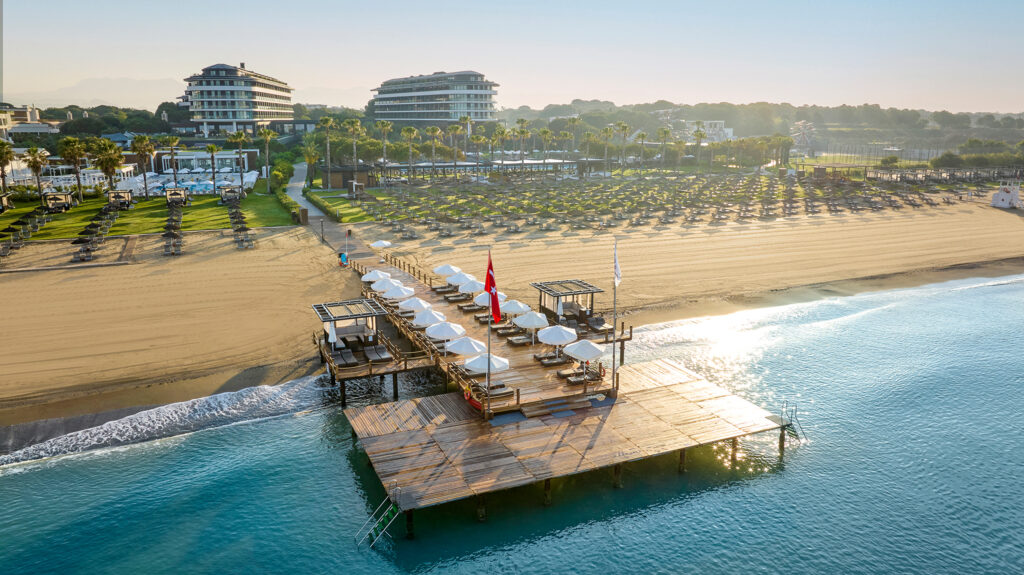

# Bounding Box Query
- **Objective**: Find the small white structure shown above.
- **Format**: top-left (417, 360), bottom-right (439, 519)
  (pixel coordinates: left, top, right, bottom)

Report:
top-left (990, 181), bottom-right (1022, 209)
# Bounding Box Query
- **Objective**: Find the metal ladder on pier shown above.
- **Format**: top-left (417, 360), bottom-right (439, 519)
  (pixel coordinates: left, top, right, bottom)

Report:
top-left (355, 482), bottom-right (402, 549)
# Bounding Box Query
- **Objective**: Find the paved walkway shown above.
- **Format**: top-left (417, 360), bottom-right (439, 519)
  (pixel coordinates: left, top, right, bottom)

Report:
top-left (285, 163), bottom-right (326, 216)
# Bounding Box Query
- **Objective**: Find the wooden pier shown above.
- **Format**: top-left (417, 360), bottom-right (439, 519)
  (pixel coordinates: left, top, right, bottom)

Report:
top-left (346, 359), bottom-right (786, 512)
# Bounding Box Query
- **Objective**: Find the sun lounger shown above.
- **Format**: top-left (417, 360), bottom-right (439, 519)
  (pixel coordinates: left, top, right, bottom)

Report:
top-left (540, 356), bottom-right (570, 367)
top-left (496, 326), bottom-right (525, 337)
top-left (373, 345), bottom-right (393, 362)
top-left (458, 302), bottom-right (486, 312)
top-left (557, 367), bottom-right (584, 379)
top-left (363, 346), bottom-right (382, 363)
top-left (567, 372), bottom-right (603, 386)
top-left (444, 293), bottom-right (471, 303)
top-left (432, 285), bottom-right (456, 294)
top-left (338, 349), bottom-right (360, 367)
top-left (507, 335), bottom-right (533, 346)
top-left (533, 351), bottom-right (557, 362)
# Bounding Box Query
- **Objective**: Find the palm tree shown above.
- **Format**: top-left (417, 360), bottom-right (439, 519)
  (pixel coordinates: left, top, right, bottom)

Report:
top-left (471, 134), bottom-right (487, 175)
top-left (692, 127), bottom-right (707, 172)
top-left (558, 131), bottom-right (572, 163)
top-left (341, 118), bottom-right (364, 168)
top-left (447, 124), bottom-right (463, 165)
top-left (615, 121), bottom-right (630, 176)
top-left (459, 115), bottom-right (472, 159)
top-left (424, 126), bottom-right (442, 180)
top-left (226, 131), bottom-right (250, 193)
top-left (537, 128), bottom-right (553, 162)
top-left (301, 135), bottom-right (320, 188)
top-left (375, 120), bottom-right (393, 185)
top-left (91, 140), bottom-right (124, 196)
top-left (158, 135), bottom-right (181, 187)
top-left (0, 140), bottom-right (14, 196)
top-left (401, 126), bottom-right (419, 180)
top-left (23, 147), bottom-right (49, 205)
top-left (58, 136), bottom-right (87, 202)
top-left (636, 132), bottom-right (647, 178)
top-left (600, 126), bottom-right (614, 177)
top-left (581, 131), bottom-right (594, 179)
top-left (206, 144), bottom-right (221, 196)
top-left (318, 116), bottom-right (336, 190)
top-left (656, 126), bottom-right (672, 171)
top-left (515, 118), bottom-right (530, 164)
top-left (257, 128), bottom-right (277, 192)
top-left (492, 124), bottom-right (507, 164)
top-left (131, 135), bottom-right (156, 198)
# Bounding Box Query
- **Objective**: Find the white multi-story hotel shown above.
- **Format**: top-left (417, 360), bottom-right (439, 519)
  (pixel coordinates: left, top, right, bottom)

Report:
top-left (371, 71), bottom-right (498, 125)
top-left (184, 63), bottom-right (293, 135)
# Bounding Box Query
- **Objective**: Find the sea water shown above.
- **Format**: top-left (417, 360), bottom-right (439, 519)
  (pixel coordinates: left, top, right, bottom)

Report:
top-left (2, 275), bottom-right (1023, 574)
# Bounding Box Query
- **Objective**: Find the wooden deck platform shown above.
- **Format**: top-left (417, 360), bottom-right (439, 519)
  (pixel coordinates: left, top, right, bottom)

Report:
top-left (346, 358), bottom-right (784, 511)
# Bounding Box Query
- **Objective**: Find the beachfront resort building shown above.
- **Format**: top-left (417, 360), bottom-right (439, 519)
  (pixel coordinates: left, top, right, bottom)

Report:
top-left (183, 63), bottom-right (293, 135)
top-left (371, 71), bottom-right (498, 125)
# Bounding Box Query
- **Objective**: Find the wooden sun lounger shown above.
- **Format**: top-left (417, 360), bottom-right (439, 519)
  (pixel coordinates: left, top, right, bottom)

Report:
top-left (363, 346), bottom-right (382, 363)
top-left (337, 349), bottom-right (360, 367)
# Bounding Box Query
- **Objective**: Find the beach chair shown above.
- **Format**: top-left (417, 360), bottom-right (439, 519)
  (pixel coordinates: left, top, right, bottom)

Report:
top-left (557, 366), bottom-right (584, 379)
top-left (163, 244), bottom-right (173, 256)
top-left (540, 356), bottom-right (570, 367)
top-left (373, 345), bottom-right (393, 362)
top-left (173, 245), bottom-right (182, 256)
top-left (507, 335), bottom-right (533, 346)
top-left (363, 346), bottom-right (382, 363)
top-left (338, 349), bottom-right (360, 367)
top-left (496, 326), bottom-right (525, 338)
top-left (444, 293), bottom-right (471, 303)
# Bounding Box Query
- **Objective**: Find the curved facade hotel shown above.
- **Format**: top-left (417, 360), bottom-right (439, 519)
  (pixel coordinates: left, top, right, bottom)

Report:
top-left (372, 71), bottom-right (498, 124)
top-left (184, 63), bottom-right (293, 134)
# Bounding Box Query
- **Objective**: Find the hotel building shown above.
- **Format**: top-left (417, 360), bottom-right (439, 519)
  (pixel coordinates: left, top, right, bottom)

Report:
top-left (371, 71), bottom-right (498, 125)
top-left (184, 63), bottom-right (293, 135)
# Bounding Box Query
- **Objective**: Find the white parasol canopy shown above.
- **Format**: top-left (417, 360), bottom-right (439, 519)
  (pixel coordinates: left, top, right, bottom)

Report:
top-left (538, 325), bottom-right (577, 346)
top-left (499, 299), bottom-right (531, 316)
top-left (433, 263), bottom-right (461, 275)
top-left (459, 279), bottom-right (485, 294)
top-left (383, 285), bottom-right (416, 299)
top-left (398, 297), bottom-right (432, 312)
top-left (412, 309), bottom-right (446, 327)
top-left (425, 321), bottom-right (467, 341)
top-left (563, 339), bottom-right (604, 362)
top-left (370, 240), bottom-right (392, 249)
top-left (463, 353), bottom-right (510, 374)
top-left (361, 269), bottom-right (391, 282)
top-left (513, 311), bottom-right (549, 329)
top-left (371, 278), bottom-right (403, 292)
top-left (445, 271), bottom-right (477, 286)
top-left (445, 336), bottom-right (487, 355)
top-left (474, 291), bottom-right (506, 306)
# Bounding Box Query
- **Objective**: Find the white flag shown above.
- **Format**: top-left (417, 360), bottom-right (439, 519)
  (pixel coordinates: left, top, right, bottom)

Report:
top-left (613, 240), bottom-right (622, 287)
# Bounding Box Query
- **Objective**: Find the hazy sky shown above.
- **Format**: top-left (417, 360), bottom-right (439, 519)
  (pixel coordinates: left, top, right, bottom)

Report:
top-left (4, 0), bottom-right (1023, 112)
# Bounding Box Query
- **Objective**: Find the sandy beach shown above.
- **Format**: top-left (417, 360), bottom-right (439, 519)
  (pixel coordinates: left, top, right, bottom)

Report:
top-left (4, 200), bottom-right (1024, 432)
top-left (0, 227), bottom-right (356, 428)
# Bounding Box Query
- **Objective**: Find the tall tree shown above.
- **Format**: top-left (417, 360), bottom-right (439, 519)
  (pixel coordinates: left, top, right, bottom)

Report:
top-left (375, 120), bottom-right (393, 185)
top-left (558, 131), bottom-right (572, 164)
top-left (537, 128), bottom-right (553, 162)
top-left (342, 118), bottom-right (364, 168)
top-left (301, 135), bottom-right (320, 188)
top-left (257, 128), bottom-right (277, 192)
top-left (515, 118), bottom-right (530, 163)
top-left (615, 121), bottom-right (630, 176)
top-left (471, 134), bottom-right (487, 176)
top-left (636, 132), bottom-right (647, 178)
top-left (205, 144), bottom-right (221, 196)
top-left (600, 126), bottom-right (614, 177)
top-left (656, 126), bottom-right (672, 171)
top-left (0, 140), bottom-right (14, 196)
top-left (691, 127), bottom-right (707, 172)
top-left (424, 126), bottom-right (442, 180)
top-left (318, 116), bottom-right (336, 190)
top-left (226, 131), bottom-right (250, 192)
top-left (130, 135), bottom-right (155, 198)
top-left (447, 124), bottom-right (463, 162)
top-left (158, 135), bottom-right (181, 187)
top-left (581, 131), bottom-right (594, 180)
top-left (23, 147), bottom-right (49, 205)
top-left (91, 139), bottom-right (124, 195)
top-left (460, 115), bottom-right (473, 160)
top-left (58, 136), bottom-right (87, 202)
top-left (492, 124), bottom-right (507, 164)
top-left (401, 126), bottom-right (419, 180)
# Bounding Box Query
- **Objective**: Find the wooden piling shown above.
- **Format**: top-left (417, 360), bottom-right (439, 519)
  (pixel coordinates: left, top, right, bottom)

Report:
top-left (731, 438), bottom-right (739, 466)
top-left (340, 380), bottom-right (347, 408)
top-left (678, 448), bottom-right (687, 473)
top-left (779, 426), bottom-right (786, 456)
top-left (543, 479), bottom-right (552, 506)
top-left (392, 373), bottom-right (399, 400)
top-left (476, 496), bottom-right (487, 522)
top-left (405, 510), bottom-right (415, 540)
top-left (612, 464), bottom-right (623, 488)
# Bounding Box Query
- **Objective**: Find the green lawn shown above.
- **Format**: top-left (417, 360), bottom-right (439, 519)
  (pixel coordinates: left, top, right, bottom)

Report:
top-left (12, 192), bottom-right (294, 241)
top-left (0, 203), bottom-right (42, 235)
top-left (307, 191), bottom-right (374, 222)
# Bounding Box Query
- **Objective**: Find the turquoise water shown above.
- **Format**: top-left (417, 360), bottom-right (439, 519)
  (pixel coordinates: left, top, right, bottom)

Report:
top-left (3, 275), bottom-right (1024, 574)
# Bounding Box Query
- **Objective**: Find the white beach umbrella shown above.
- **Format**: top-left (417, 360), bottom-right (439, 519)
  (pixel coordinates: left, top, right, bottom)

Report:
top-left (412, 309), bottom-right (446, 328)
top-left (445, 271), bottom-right (476, 286)
top-left (499, 299), bottom-right (531, 316)
top-left (474, 291), bottom-right (506, 306)
top-left (398, 297), bottom-right (432, 312)
top-left (563, 339), bottom-right (604, 362)
top-left (463, 353), bottom-right (510, 374)
top-left (513, 311), bottom-right (549, 329)
top-left (538, 325), bottom-right (577, 347)
top-left (445, 336), bottom-right (487, 355)
top-left (361, 269), bottom-right (391, 282)
top-left (383, 285), bottom-right (416, 299)
top-left (458, 279), bottom-right (485, 294)
top-left (370, 240), bottom-right (392, 249)
top-left (425, 321), bottom-right (466, 341)
top-left (371, 278), bottom-right (403, 292)
top-left (433, 263), bottom-right (461, 275)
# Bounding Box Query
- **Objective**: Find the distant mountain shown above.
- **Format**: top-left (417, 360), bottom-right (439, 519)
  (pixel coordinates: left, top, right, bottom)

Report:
top-left (4, 77), bottom-right (185, 110)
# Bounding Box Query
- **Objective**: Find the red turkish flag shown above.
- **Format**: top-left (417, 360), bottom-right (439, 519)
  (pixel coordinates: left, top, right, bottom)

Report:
top-left (485, 252), bottom-right (500, 323)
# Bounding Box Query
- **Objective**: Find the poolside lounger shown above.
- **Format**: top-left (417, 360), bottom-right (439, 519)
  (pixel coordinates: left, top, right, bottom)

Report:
top-left (567, 372), bottom-right (603, 386)
top-left (507, 335), bottom-right (533, 346)
top-left (539, 356), bottom-right (570, 367)
top-left (533, 351), bottom-right (557, 362)
top-left (496, 326), bottom-right (525, 338)
top-left (557, 367), bottom-right (584, 379)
